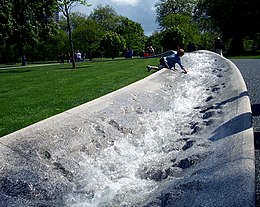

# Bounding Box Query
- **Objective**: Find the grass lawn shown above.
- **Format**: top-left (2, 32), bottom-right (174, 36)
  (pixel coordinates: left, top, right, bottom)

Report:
top-left (0, 58), bottom-right (159, 137)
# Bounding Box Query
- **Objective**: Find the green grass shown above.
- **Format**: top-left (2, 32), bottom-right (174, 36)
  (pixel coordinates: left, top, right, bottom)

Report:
top-left (0, 58), bottom-right (159, 137)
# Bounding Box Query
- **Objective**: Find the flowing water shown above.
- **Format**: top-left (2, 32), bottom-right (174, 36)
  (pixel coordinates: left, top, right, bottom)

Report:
top-left (63, 52), bottom-right (226, 206)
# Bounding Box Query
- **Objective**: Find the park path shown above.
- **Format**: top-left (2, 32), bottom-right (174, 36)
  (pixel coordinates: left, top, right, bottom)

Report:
top-left (0, 63), bottom-right (61, 70)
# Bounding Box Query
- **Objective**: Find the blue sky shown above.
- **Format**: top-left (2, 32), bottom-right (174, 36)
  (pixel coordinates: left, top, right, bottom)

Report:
top-left (73, 0), bottom-right (159, 36)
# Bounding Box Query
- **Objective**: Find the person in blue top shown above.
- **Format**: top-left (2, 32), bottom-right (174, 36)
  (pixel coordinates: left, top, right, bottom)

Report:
top-left (147, 49), bottom-right (188, 74)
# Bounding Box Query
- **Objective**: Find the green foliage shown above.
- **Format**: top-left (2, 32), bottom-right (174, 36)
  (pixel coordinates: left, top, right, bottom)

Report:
top-left (155, 0), bottom-right (198, 27)
top-left (33, 30), bottom-right (69, 61)
top-left (0, 0), bottom-right (59, 63)
top-left (57, 0), bottom-right (91, 68)
top-left (115, 17), bottom-right (145, 55)
top-left (72, 19), bottom-right (105, 54)
top-left (196, 0), bottom-right (260, 54)
top-left (243, 37), bottom-right (254, 52)
top-left (99, 32), bottom-right (126, 58)
top-left (88, 5), bottom-right (146, 56)
top-left (88, 5), bottom-right (118, 31)
top-left (1, 0), bottom-right (259, 62)
top-left (196, 0), bottom-right (260, 38)
top-left (161, 27), bottom-right (185, 50)
top-left (59, 12), bottom-right (88, 32)
top-left (146, 32), bottom-right (163, 54)
top-left (155, 1), bottom-right (203, 50)
top-left (10, 0), bottom-right (57, 46)
top-left (0, 2), bottom-right (147, 63)
top-left (57, 0), bottom-right (90, 18)
top-left (161, 14), bottom-right (200, 47)
top-left (0, 0), bottom-right (13, 47)
top-left (198, 32), bottom-right (215, 50)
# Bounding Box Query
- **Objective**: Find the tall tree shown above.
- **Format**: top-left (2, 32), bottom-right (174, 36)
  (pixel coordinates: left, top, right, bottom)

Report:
top-left (0, 0), bottom-right (13, 63)
top-left (146, 32), bottom-right (163, 54)
top-left (59, 12), bottom-right (88, 32)
top-left (57, 0), bottom-right (90, 68)
top-left (100, 32), bottom-right (126, 59)
top-left (115, 17), bottom-right (145, 56)
top-left (196, 0), bottom-right (260, 54)
top-left (161, 13), bottom-right (200, 46)
top-left (72, 18), bottom-right (105, 55)
top-left (88, 5), bottom-right (118, 31)
top-left (89, 5), bottom-right (146, 56)
top-left (0, 0), bottom-right (13, 47)
top-left (0, 0), bottom-right (57, 63)
top-left (155, 0), bottom-right (198, 27)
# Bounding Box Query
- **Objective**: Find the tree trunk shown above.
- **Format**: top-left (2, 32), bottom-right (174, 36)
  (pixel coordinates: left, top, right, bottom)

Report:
top-left (65, 3), bottom-right (76, 69)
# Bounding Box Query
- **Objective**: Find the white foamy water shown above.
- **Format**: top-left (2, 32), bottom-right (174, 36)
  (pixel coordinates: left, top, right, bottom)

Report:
top-left (65, 53), bottom-right (223, 206)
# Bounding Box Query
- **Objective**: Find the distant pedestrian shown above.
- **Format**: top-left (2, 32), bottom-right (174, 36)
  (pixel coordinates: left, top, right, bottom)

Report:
top-left (60, 53), bottom-right (65, 64)
top-left (124, 48), bottom-right (129, 58)
top-left (148, 46), bottom-right (155, 56)
top-left (76, 50), bottom-right (81, 62)
top-left (21, 55), bottom-right (26, 66)
top-left (88, 50), bottom-right (93, 61)
top-left (187, 42), bottom-right (196, 52)
top-left (147, 49), bottom-right (188, 74)
top-left (214, 37), bottom-right (224, 56)
top-left (66, 53), bottom-right (70, 63)
top-left (129, 48), bottom-right (133, 58)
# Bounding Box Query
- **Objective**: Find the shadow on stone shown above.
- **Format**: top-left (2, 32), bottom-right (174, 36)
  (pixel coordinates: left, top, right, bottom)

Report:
top-left (251, 104), bottom-right (260, 116)
top-left (210, 112), bottom-right (252, 141)
top-left (254, 132), bottom-right (260, 150)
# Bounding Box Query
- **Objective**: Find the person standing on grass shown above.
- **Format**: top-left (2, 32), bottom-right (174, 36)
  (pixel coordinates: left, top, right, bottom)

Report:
top-left (214, 37), bottom-right (224, 56)
top-left (21, 55), bottom-right (26, 66)
top-left (147, 49), bottom-right (188, 74)
top-left (76, 50), bottom-right (81, 62)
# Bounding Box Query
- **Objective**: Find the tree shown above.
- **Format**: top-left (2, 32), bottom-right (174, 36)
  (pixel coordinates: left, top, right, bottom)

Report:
top-left (146, 32), bottom-right (163, 54)
top-left (161, 13), bottom-right (200, 47)
top-left (0, 0), bottom-right (58, 63)
top-left (161, 27), bottom-right (185, 51)
top-left (34, 29), bottom-right (69, 61)
top-left (88, 5), bottom-right (146, 56)
top-left (155, 0), bottom-right (202, 51)
top-left (115, 17), bottom-right (145, 56)
top-left (72, 18), bottom-right (105, 56)
top-left (0, 0), bottom-right (13, 63)
top-left (57, 0), bottom-right (90, 68)
top-left (155, 0), bottom-right (198, 27)
top-left (58, 12), bottom-right (88, 32)
top-left (196, 0), bottom-right (260, 54)
top-left (0, 0), bottom-right (13, 47)
top-left (88, 5), bottom-right (118, 31)
top-left (99, 32), bottom-right (126, 59)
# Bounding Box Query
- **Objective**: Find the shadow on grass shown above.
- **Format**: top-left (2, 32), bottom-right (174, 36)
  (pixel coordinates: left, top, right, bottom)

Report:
top-left (0, 69), bottom-right (33, 74)
top-left (59, 65), bottom-right (94, 70)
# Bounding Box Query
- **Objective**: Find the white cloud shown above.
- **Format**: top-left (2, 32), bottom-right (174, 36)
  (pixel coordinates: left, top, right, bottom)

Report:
top-left (73, 0), bottom-right (159, 35)
top-left (109, 0), bottom-right (139, 6)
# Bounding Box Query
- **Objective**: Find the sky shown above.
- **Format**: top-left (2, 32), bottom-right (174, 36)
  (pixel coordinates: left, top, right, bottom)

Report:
top-left (72, 0), bottom-right (159, 36)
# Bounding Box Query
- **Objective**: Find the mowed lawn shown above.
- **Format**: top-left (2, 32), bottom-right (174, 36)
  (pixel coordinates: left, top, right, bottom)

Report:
top-left (0, 58), bottom-right (159, 137)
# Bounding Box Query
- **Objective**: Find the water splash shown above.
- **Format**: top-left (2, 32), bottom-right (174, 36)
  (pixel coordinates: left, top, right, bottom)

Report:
top-left (64, 52), bottom-right (225, 206)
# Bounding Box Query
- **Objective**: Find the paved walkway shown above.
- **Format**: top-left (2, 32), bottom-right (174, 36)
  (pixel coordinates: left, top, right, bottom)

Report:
top-left (0, 63), bottom-right (61, 70)
top-left (231, 59), bottom-right (260, 206)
